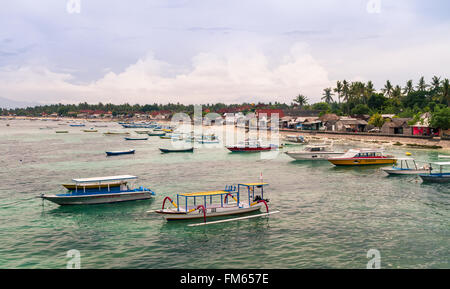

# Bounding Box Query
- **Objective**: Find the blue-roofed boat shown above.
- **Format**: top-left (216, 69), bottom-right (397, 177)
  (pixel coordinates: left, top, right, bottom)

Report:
top-left (419, 162), bottom-right (450, 183)
top-left (40, 175), bottom-right (155, 205)
top-left (106, 149), bottom-right (135, 156)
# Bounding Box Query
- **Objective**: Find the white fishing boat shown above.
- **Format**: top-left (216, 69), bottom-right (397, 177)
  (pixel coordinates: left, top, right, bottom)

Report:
top-left (285, 142), bottom-right (344, 160)
top-left (382, 158), bottom-right (431, 175)
top-left (40, 175), bottom-right (155, 205)
top-left (438, 155), bottom-right (450, 159)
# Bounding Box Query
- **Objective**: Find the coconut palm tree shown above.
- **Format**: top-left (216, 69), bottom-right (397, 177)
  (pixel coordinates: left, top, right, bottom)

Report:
top-left (293, 94), bottom-right (309, 108)
top-left (334, 81), bottom-right (343, 103)
top-left (382, 80), bottom-right (393, 97)
top-left (403, 80), bottom-right (414, 95)
top-left (322, 88), bottom-right (334, 104)
top-left (417, 76), bottom-right (428, 91)
top-left (342, 80), bottom-right (350, 103)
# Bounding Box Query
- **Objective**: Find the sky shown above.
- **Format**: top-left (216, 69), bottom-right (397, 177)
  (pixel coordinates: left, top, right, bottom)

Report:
top-left (0, 0), bottom-right (449, 106)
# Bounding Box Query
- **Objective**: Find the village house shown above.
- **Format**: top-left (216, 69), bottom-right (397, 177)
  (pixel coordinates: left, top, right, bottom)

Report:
top-left (319, 114), bottom-right (340, 131)
top-left (334, 117), bottom-right (368, 132)
top-left (381, 118), bottom-right (413, 135)
top-left (411, 112), bottom-right (440, 136)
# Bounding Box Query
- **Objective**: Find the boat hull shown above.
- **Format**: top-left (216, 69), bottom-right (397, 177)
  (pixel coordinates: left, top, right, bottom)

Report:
top-left (328, 158), bottom-right (396, 166)
top-left (382, 168), bottom-right (430, 175)
top-left (62, 183), bottom-right (124, 190)
top-left (41, 191), bottom-right (152, 205)
top-left (155, 204), bottom-right (263, 220)
top-left (285, 151), bottom-right (344, 160)
top-left (419, 174), bottom-right (450, 183)
top-left (159, 148), bottom-right (194, 153)
top-left (226, 147), bottom-right (277, 153)
top-left (105, 150), bottom-right (135, 156)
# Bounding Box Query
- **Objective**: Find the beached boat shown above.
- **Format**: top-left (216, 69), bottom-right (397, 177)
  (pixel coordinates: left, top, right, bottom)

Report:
top-left (105, 149), bottom-right (135, 156)
top-left (125, 137), bottom-right (148, 141)
top-left (226, 140), bottom-right (278, 153)
top-left (328, 149), bottom-right (396, 166)
top-left (382, 158), bottom-right (431, 175)
top-left (55, 130), bottom-right (69, 133)
top-left (159, 147), bottom-right (194, 153)
top-left (148, 131), bottom-right (166, 136)
top-left (103, 131), bottom-right (130, 136)
top-left (40, 175), bottom-right (155, 205)
top-left (154, 182), bottom-right (271, 222)
top-left (283, 135), bottom-right (306, 144)
top-left (83, 128), bottom-right (98, 132)
top-left (135, 130), bottom-right (151, 134)
top-left (285, 143), bottom-right (344, 161)
top-left (70, 124), bottom-right (85, 127)
top-left (419, 162), bottom-right (450, 183)
top-left (94, 124), bottom-right (108, 128)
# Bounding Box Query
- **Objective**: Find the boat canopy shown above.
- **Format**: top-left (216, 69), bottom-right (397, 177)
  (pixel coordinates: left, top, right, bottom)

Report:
top-left (239, 182), bottom-right (269, 187)
top-left (180, 190), bottom-right (229, 197)
top-left (72, 175), bottom-right (137, 184)
top-left (431, 162), bottom-right (450, 166)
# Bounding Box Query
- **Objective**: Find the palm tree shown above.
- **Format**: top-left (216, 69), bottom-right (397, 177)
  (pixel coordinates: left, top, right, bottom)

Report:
top-left (334, 81), bottom-right (343, 103)
top-left (293, 94), bottom-right (309, 108)
top-left (382, 80), bottom-right (393, 97)
top-left (403, 80), bottom-right (414, 95)
top-left (417, 76), bottom-right (428, 92)
top-left (322, 88), bottom-right (334, 104)
top-left (431, 75), bottom-right (441, 92)
top-left (342, 80), bottom-right (350, 103)
top-left (366, 81), bottom-right (375, 95)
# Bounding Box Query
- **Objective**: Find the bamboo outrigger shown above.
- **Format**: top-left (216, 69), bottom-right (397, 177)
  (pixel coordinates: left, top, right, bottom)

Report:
top-left (153, 183), bottom-right (275, 223)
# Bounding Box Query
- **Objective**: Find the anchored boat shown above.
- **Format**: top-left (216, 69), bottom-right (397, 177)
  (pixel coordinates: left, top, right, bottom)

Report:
top-left (40, 175), bottom-right (155, 205)
top-left (125, 137), bottom-right (148, 141)
top-left (283, 135), bottom-right (306, 144)
top-left (382, 158), bottom-right (431, 175)
top-left (285, 143), bottom-right (344, 161)
top-left (328, 149), bottom-right (396, 166)
top-left (159, 147), bottom-right (194, 153)
top-left (419, 162), bottom-right (450, 183)
top-left (106, 149), bottom-right (135, 156)
top-left (226, 140), bottom-right (278, 153)
top-left (154, 183), bottom-right (272, 222)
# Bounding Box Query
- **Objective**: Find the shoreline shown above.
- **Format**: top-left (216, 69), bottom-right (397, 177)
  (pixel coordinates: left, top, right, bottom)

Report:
top-left (3, 116), bottom-right (450, 150)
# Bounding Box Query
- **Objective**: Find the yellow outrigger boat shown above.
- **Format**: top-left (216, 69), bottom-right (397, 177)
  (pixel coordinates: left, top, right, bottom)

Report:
top-left (328, 149), bottom-right (396, 166)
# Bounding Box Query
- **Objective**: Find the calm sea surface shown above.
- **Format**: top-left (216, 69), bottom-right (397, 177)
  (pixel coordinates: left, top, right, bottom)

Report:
top-left (0, 120), bottom-right (448, 268)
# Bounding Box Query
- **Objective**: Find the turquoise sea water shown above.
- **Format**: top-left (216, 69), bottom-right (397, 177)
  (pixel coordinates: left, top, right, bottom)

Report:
top-left (0, 120), bottom-right (448, 269)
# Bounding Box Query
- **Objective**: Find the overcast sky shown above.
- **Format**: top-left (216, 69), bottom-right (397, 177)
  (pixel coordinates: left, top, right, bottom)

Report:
top-left (0, 0), bottom-right (449, 105)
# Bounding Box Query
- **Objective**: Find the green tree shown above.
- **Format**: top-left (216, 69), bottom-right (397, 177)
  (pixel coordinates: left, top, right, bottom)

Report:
top-left (430, 106), bottom-right (450, 130)
top-left (293, 94), bottom-right (309, 107)
top-left (368, 113), bottom-right (386, 128)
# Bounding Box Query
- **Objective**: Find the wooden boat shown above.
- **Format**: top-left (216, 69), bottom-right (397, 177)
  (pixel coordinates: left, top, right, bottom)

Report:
top-left (160, 134), bottom-right (173, 139)
top-left (135, 130), bottom-right (151, 134)
top-left (148, 131), bottom-right (166, 136)
top-left (382, 158), bottom-right (431, 175)
top-left (419, 162), bottom-right (450, 183)
top-left (94, 124), bottom-right (108, 127)
top-left (285, 143), bottom-right (344, 161)
top-left (328, 149), bottom-right (396, 166)
top-left (55, 130), bottom-right (69, 133)
top-left (159, 147), bottom-right (194, 153)
top-left (154, 183), bottom-right (271, 222)
top-left (283, 135), bottom-right (306, 144)
top-left (70, 124), bottom-right (85, 127)
top-left (125, 137), bottom-right (148, 141)
top-left (103, 131), bottom-right (130, 135)
top-left (226, 140), bottom-right (278, 153)
top-left (83, 128), bottom-right (98, 132)
top-left (105, 149), bottom-right (135, 156)
top-left (40, 175), bottom-right (155, 205)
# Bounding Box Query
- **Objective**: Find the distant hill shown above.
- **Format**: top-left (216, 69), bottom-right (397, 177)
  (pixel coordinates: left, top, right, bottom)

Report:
top-left (0, 97), bottom-right (39, 109)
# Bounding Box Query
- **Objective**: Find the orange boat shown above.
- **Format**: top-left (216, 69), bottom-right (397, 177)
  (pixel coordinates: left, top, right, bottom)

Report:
top-left (328, 149), bottom-right (396, 166)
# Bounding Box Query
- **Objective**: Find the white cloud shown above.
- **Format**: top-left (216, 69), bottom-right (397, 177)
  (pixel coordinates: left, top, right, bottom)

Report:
top-left (0, 43), bottom-right (333, 105)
